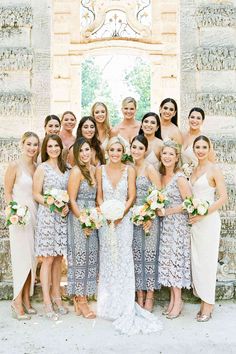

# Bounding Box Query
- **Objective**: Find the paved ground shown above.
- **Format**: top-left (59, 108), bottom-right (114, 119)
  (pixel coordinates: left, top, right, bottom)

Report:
top-left (0, 300), bottom-right (236, 354)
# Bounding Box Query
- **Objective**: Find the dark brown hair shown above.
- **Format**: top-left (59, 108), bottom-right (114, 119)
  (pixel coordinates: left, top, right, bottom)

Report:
top-left (160, 98), bottom-right (178, 127)
top-left (41, 134), bottom-right (67, 173)
top-left (188, 107), bottom-right (205, 120)
top-left (44, 115), bottom-right (61, 128)
top-left (76, 116), bottom-right (105, 164)
top-left (61, 111), bottom-right (77, 122)
top-left (73, 137), bottom-right (93, 186)
top-left (131, 134), bottom-right (148, 151)
top-left (193, 135), bottom-right (211, 148)
top-left (139, 112), bottom-right (162, 140)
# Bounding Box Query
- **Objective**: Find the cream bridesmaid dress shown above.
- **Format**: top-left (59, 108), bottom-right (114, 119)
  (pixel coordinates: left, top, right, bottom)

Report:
top-left (190, 173), bottom-right (221, 304)
top-left (181, 145), bottom-right (198, 167)
top-left (9, 167), bottom-right (37, 299)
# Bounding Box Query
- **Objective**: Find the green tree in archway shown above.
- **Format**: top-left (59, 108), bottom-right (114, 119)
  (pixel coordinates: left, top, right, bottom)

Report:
top-left (124, 57), bottom-right (151, 120)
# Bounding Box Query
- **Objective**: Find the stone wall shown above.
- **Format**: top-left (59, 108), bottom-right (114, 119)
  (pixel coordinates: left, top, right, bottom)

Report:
top-left (0, 0), bottom-right (51, 282)
top-left (180, 0), bottom-right (236, 281)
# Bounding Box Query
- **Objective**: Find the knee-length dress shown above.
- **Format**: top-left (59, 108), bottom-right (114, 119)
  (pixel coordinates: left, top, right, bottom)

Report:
top-left (133, 176), bottom-right (160, 291)
top-left (35, 163), bottom-right (68, 257)
top-left (9, 167), bottom-right (37, 299)
top-left (191, 173), bottom-right (221, 304)
top-left (158, 172), bottom-right (191, 289)
top-left (67, 180), bottom-right (98, 296)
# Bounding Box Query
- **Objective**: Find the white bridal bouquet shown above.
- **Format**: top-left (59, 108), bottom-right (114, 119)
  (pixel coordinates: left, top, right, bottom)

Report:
top-left (100, 199), bottom-right (125, 223)
top-left (78, 207), bottom-right (105, 237)
top-left (5, 201), bottom-right (30, 226)
top-left (44, 188), bottom-right (69, 215)
top-left (182, 196), bottom-right (210, 216)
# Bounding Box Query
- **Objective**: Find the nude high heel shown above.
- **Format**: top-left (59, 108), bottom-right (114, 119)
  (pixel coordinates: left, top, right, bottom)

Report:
top-left (11, 303), bottom-right (31, 321)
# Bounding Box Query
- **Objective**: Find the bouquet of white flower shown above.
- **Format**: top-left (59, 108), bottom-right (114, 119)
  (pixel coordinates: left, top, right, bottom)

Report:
top-left (78, 207), bottom-right (105, 237)
top-left (182, 196), bottom-right (209, 216)
top-left (145, 187), bottom-right (170, 211)
top-left (5, 201), bottom-right (30, 226)
top-left (44, 188), bottom-right (69, 215)
top-left (100, 199), bottom-right (125, 222)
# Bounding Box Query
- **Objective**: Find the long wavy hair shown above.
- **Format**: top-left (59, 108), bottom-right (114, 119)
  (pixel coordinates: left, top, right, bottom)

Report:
top-left (160, 98), bottom-right (178, 127)
top-left (73, 137), bottom-right (93, 186)
top-left (138, 112), bottom-right (162, 140)
top-left (91, 102), bottom-right (111, 136)
top-left (159, 140), bottom-right (181, 175)
top-left (41, 134), bottom-right (67, 173)
top-left (76, 116), bottom-right (105, 164)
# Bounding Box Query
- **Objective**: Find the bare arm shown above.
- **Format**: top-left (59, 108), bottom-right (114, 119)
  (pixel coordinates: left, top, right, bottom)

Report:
top-left (208, 167), bottom-right (227, 213)
top-left (32, 165), bottom-right (45, 205)
top-left (95, 166), bottom-right (104, 206)
top-left (4, 162), bottom-right (17, 204)
top-left (159, 176), bottom-right (191, 216)
top-left (174, 129), bottom-right (183, 145)
top-left (147, 164), bottom-right (161, 190)
top-left (67, 167), bottom-right (82, 217)
top-left (124, 166), bottom-right (136, 216)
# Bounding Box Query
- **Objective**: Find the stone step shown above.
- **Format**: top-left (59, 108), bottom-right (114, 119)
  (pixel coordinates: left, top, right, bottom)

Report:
top-left (0, 280), bottom-right (235, 301)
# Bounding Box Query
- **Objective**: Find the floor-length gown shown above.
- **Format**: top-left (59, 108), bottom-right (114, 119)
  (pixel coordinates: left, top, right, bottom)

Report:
top-left (9, 167), bottom-right (37, 299)
top-left (133, 176), bottom-right (160, 291)
top-left (97, 166), bottom-right (162, 335)
top-left (191, 173), bottom-right (221, 304)
top-left (67, 180), bottom-right (98, 296)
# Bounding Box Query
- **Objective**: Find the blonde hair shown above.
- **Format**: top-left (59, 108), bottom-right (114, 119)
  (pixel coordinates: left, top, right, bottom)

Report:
top-left (122, 97), bottom-right (137, 109)
top-left (21, 131), bottom-right (40, 145)
top-left (159, 140), bottom-right (181, 175)
top-left (106, 136), bottom-right (126, 154)
top-left (91, 102), bottom-right (111, 135)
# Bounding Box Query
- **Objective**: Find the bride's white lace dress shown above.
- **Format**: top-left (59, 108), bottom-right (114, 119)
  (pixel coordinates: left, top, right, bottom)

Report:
top-left (97, 165), bottom-right (162, 335)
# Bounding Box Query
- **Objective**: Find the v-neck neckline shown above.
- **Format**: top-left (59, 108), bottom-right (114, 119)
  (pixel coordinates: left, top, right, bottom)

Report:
top-left (104, 166), bottom-right (127, 190)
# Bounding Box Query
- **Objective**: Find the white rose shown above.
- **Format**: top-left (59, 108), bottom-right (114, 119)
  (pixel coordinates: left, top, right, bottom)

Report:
top-left (187, 205), bottom-right (194, 214)
top-left (197, 205), bottom-right (207, 215)
top-left (192, 198), bottom-right (201, 208)
top-left (17, 207), bottom-right (26, 217)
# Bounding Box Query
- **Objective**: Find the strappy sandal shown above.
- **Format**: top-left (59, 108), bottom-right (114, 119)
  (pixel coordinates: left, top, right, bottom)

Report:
top-left (44, 303), bottom-right (59, 320)
top-left (75, 299), bottom-right (96, 319)
top-left (51, 296), bottom-right (68, 315)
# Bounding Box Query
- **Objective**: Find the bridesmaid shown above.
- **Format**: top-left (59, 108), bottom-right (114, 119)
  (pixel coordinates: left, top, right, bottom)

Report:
top-left (159, 98), bottom-right (182, 144)
top-left (189, 135), bottom-right (227, 322)
top-left (59, 111), bottom-right (77, 149)
top-left (130, 135), bottom-right (161, 312)
top-left (44, 115), bottom-right (61, 136)
top-left (67, 137), bottom-right (98, 319)
top-left (91, 102), bottom-right (111, 151)
top-left (182, 107), bottom-right (216, 168)
top-left (112, 97), bottom-right (141, 144)
top-left (138, 112), bottom-right (163, 170)
top-left (157, 141), bottom-right (192, 319)
top-left (33, 134), bottom-right (69, 319)
top-left (4, 132), bottom-right (40, 320)
top-left (69, 116), bottom-right (105, 166)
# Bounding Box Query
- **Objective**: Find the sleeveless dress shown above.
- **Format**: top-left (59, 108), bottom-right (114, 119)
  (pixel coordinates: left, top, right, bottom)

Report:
top-left (190, 173), bottom-right (221, 304)
top-left (133, 176), bottom-right (160, 291)
top-left (145, 151), bottom-right (160, 171)
top-left (181, 145), bottom-right (198, 167)
top-left (9, 167), bottom-right (37, 299)
top-left (97, 166), bottom-right (162, 335)
top-left (158, 172), bottom-right (191, 289)
top-left (67, 180), bottom-right (98, 296)
top-left (35, 163), bottom-right (69, 257)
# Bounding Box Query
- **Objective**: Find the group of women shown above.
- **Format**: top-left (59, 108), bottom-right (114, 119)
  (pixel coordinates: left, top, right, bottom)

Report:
top-left (4, 97), bottom-right (227, 335)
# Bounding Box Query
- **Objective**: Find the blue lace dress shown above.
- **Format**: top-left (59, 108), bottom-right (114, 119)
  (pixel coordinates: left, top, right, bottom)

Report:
top-left (133, 176), bottom-right (160, 291)
top-left (67, 180), bottom-right (98, 296)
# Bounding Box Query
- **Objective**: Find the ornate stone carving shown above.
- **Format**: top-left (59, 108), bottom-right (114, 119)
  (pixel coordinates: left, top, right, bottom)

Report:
top-left (196, 47), bottom-right (236, 71)
top-left (0, 5), bottom-right (33, 38)
top-left (211, 137), bottom-right (236, 164)
top-left (0, 91), bottom-right (32, 116)
top-left (0, 48), bottom-right (33, 72)
top-left (197, 93), bottom-right (236, 116)
top-left (196, 5), bottom-right (236, 27)
top-left (81, 0), bottom-right (151, 39)
top-left (0, 138), bottom-right (20, 164)
top-left (218, 237), bottom-right (236, 281)
top-left (181, 52), bottom-right (196, 71)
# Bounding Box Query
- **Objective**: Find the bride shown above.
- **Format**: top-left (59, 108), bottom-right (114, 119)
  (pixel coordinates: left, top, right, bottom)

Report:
top-left (96, 136), bottom-right (162, 335)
